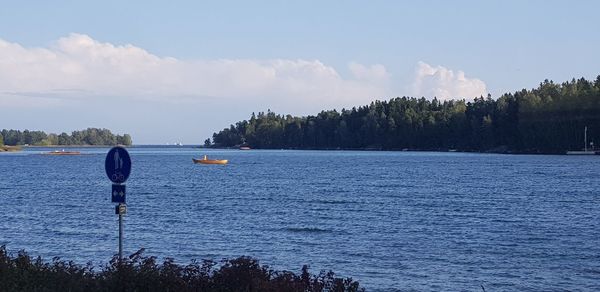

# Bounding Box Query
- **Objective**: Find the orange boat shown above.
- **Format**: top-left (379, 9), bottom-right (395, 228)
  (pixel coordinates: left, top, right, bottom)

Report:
top-left (193, 155), bottom-right (228, 165)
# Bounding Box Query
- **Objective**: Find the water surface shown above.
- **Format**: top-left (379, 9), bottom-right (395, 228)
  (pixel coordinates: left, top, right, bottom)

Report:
top-left (0, 147), bottom-right (599, 291)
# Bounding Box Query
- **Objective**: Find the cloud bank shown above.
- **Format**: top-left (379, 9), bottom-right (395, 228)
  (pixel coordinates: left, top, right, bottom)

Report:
top-left (412, 61), bottom-right (487, 100)
top-left (0, 33), bottom-right (390, 111)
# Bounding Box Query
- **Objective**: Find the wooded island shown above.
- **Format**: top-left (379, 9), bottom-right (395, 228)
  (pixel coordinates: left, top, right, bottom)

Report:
top-left (0, 128), bottom-right (132, 146)
top-left (210, 76), bottom-right (600, 154)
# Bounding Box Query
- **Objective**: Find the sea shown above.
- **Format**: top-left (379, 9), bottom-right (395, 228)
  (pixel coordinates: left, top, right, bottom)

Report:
top-left (0, 147), bottom-right (599, 291)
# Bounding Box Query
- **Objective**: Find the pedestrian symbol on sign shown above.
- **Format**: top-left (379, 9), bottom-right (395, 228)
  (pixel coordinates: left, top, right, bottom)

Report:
top-left (114, 150), bottom-right (123, 170)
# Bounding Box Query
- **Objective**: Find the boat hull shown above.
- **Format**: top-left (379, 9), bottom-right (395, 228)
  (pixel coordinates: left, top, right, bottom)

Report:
top-left (193, 158), bottom-right (228, 165)
top-left (44, 151), bottom-right (81, 155)
top-left (566, 151), bottom-right (597, 155)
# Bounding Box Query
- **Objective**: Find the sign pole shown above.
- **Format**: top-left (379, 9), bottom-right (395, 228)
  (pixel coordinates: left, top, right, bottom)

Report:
top-left (118, 204), bottom-right (123, 261)
top-left (105, 146), bottom-right (131, 262)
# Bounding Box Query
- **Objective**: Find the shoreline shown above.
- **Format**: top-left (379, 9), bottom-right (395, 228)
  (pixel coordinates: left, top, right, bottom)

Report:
top-left (22, 145), bottom-right (129, 148)
top-left (8, 144), bottom-right (596, 156)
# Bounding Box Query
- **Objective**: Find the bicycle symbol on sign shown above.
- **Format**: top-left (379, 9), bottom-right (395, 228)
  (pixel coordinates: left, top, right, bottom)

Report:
top-left (112, 173), bottom-right (125, 182)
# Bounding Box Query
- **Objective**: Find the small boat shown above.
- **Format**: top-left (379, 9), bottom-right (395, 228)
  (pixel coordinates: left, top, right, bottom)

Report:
top-left (193, 155), bottom-right (228, 165)
top-left (45, 149), bottom-right (81, 155)
top-left (239, 146), bottom-right (251, 150)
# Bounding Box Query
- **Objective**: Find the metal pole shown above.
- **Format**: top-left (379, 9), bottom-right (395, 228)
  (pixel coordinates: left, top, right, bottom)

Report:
top-left (118, 206), bottom-right (123, 261)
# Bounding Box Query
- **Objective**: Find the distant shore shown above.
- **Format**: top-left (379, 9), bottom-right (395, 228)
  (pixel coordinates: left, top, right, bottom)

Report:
top-left (24, 144), bottom-right (129, 148)
top-left (7, 144), bottom-right (591, 155)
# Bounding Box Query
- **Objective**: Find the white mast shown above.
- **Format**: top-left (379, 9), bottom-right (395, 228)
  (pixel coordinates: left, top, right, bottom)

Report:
top-left (584, 126), bottom-right (588, 152)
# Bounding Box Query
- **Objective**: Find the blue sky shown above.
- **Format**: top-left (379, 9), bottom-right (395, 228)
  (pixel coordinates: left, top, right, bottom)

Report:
top-left (1, 0), bottom-right (599, 144)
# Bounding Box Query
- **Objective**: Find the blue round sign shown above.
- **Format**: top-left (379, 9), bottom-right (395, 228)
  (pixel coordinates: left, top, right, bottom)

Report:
top-left (105, 146), bottom-right (131, 184)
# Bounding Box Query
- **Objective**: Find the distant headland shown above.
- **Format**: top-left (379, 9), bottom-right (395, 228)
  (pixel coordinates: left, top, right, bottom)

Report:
top-left (208, 75), bottom-right (600, 154)
top-left (0, 128), bottom-right (132, 147)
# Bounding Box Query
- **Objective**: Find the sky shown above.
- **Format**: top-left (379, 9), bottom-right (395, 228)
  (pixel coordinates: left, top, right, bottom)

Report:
top-left (1, 0), bottom-right (599, 144)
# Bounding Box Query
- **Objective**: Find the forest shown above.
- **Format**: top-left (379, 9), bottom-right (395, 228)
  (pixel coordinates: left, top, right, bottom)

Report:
top-left (210, 76), bottom-right (600, 153)
top-left (0, 128), bottom-right (132, 146)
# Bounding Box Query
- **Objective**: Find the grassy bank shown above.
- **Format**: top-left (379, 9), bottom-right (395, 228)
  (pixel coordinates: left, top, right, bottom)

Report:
top-left (0, 146), bottom-right (22, 152)
top-left (0, 246), bottom-right (363, 292)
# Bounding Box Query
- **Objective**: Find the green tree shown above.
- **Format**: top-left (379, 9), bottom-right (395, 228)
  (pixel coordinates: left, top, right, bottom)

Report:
top-left (123, 134), bottom-right (133, 146)
top-left (58, 133), bottom-right (72, 145)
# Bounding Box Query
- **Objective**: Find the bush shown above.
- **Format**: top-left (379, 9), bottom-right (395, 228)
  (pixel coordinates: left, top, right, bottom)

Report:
top-left (0, 246), bottom-right (363, 292)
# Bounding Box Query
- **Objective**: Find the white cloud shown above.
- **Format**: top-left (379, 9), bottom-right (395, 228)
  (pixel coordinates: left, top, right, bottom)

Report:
top-left (0, 33), bottom-right (390, 111)
top-left (348, 62), bottom-right (389, 83)
top-left (412, 61), bottom-right (487, 100)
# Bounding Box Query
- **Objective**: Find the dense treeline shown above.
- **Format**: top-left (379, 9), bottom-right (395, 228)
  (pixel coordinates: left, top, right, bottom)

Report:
top-left (0, 128), bottom-right (132, 146)
top-left (0, 246), bottom-right (363, 291)
top-left (211, 76), bottom-right (600, 153)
